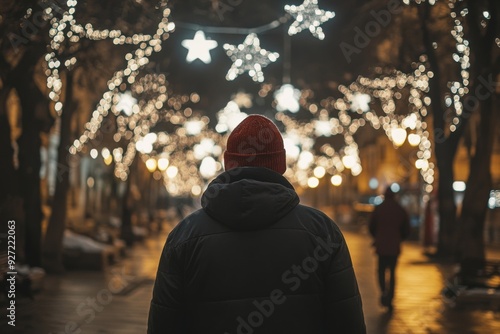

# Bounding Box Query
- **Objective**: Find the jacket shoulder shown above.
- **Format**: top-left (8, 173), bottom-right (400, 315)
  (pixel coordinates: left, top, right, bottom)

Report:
top-left (165, 209), bottom-right (228, 248)
top-left (291, 204), bottom-right (342, 240)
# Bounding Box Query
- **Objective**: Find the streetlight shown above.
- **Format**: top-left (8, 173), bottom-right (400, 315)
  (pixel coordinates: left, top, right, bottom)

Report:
top-left (145, 158), bottom-right (157, 173)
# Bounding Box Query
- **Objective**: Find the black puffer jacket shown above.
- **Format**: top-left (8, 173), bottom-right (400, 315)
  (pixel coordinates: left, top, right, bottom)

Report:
top-left (148, 167), bottom-right (366, 334)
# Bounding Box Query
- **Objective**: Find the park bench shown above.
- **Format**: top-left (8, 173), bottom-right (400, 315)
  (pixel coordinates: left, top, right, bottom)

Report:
top-left (0, 250), bottom-right (45, 300)
top-left (442, 259), bottom-right (500, 307)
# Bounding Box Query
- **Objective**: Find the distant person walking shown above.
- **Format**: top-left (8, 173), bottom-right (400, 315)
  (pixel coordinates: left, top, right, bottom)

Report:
top-left (148, 115), bottom-right (366, 333)
top-left (369, 187), bottom-right (410, 311)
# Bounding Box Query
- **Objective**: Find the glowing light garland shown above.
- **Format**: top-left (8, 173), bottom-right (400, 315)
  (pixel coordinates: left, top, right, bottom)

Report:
top-left (215, 100), bottom-right (248, 133)
top-left (53, 1), bottom-right (440, 196)
top-left (43, 1), bottom-right (182, 186)
top-left (406, 0), bottom-right (499, 133)
top-left (76, 61), bottom-right (435, 196)
top-left (446, 0), bottom-right (471, 132)
top-left (223, 34), bottom-right (279, 82)
top-left (288, 60), bottom-right (435, 193)
top-left (65, 5), bottom-right (175, 155)
top-left (284, 0), bottom-right (335, 40)
top-left (207, 59), bottom-right (435, 194)
top-left (274, 84), bottom-right (301, 113)
top-left (350, 92), bottom-right (372, 113)
top-left (340, 62), bottom-right (435, 193)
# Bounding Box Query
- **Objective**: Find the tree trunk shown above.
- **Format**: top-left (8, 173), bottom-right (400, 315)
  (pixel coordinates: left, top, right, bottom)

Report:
top-left (456, 89), bottom-right (496, 261)
top-left (120, 177), bottom-right (134, 247)
top-left (435, 145), bottom-right (457, 258)
top-left (120, 154), bottom-right (138, 246)
top-left (42, 71), bottom-right (75, 273)
top-left (15, 86), bottom-right (46, 267)
top-left (419, 3), bottom-right (471, 258)
top-left (11, 46), bottom-right (51, 267)
top-left (455, 0), bottom-right (499, 261)
top-left (0, 85), bottom-right (18, 204)
top-left (0, 85), bottom-right (24, 231)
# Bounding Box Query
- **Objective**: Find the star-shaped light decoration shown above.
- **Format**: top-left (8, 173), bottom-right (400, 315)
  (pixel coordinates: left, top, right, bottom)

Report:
top-left (116, 91), bottom-right (137, 116)
top-left (350, 92), bottom-right (371, 113)
top-left (223, 34), bottom-right (279, 82)
top-left (314, 119), bottom-right (332, 137)
top-left (182, 30), bottom-right (218, 64)
top-left (274, 84), bottom-right (301, 113)
top-left (184, 120), bottom-right (206, 135)
top-left (216, 101), bottom-right (248, 133)
top-left (285, 0), bottom-right (335, 40)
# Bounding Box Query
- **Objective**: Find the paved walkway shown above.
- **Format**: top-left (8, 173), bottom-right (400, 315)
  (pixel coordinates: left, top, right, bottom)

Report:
top-left (0, 221), bottom-right (177, 334)
top-left (345, 226), bottom-right (500, 334)
top-left (2, 221), bottom-right (500, 333)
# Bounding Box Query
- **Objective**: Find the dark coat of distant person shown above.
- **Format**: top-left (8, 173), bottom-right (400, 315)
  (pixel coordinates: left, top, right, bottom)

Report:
top-left (369, 191), bottom-right (410, 256)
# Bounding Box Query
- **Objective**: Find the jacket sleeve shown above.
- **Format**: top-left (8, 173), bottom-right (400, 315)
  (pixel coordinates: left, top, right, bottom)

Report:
top-left (147, 237), bottom-right (185, 334)
top-left (324, 229), bottom-right (366, 333)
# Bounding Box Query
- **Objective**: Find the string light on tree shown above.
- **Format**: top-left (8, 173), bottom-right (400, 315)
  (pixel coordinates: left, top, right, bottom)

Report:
top-left (303, 60), bottom-right (435, 193)
top-left (116, 91), bottom-right (138, 116)
top-left (223, 33), bottom-right (279, 82)
top-left (350, 92), bottom-right (371, 113)
top-left (182, 30), bottom-right (218, 64)
top-left (331, 174), bottom-right (342, 186)
top-left (408, 133), bottom-right (421, 146)
top-left (63, 4), bottom-right (175, 160)
top-left (390, 126), bottom-right (407, 147)
top-left (274, 84), bottom-right (301, 113)
top-left (404, 0), bottom-right (487, 134)
top-left (216, 100), bottom-right (248, 133)
top-left (45, 1), bottom-right (173, 116)
top-left (232, 92), bottom-right (253, 108)
top-left (277, 110), bottom-right (362, 184)
top-left (64, 0), bottom-right (439, 195)
top-left (284, 0), bottom-right (335, 40)
top-left (447, 1), bottom-right (471, 132)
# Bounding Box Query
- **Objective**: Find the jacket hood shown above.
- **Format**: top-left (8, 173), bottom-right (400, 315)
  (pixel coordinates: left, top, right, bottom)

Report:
top-left (201, 167), bottom-right (299, 231)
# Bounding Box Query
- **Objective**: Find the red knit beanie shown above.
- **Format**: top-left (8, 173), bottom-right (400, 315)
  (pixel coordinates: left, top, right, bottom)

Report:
top-left (224, 115), bottom-right (287, 174)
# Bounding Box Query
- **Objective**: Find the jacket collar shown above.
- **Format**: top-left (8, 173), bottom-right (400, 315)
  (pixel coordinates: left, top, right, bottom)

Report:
top-left (201, 167), bottom-right (299, 231)
top-left (208, 167), bottom-right (295, 190)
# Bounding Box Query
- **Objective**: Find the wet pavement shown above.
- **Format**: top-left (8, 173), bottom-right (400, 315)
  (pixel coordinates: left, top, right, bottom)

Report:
top-left (347, 225), bottom-right (500, 334)
top-left (2, 220), bottom-right (500, 333)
